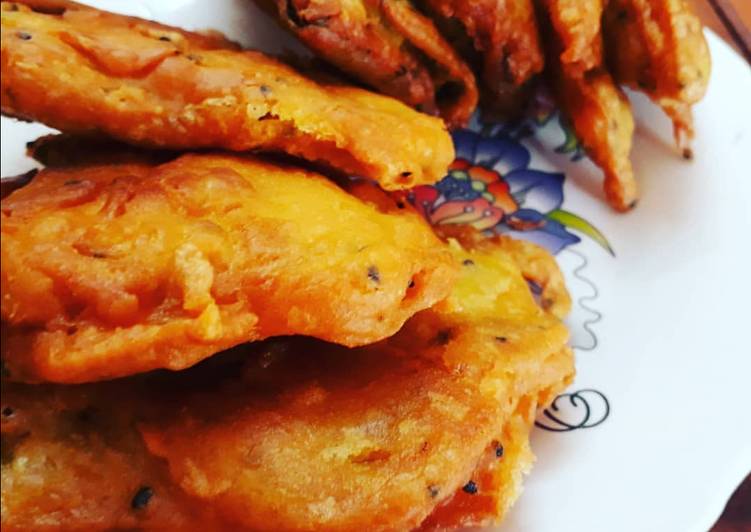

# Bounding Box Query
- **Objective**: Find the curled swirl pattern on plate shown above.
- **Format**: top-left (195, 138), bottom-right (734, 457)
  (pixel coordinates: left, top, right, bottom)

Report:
top-left (535, 388), bottom-right (610, 431)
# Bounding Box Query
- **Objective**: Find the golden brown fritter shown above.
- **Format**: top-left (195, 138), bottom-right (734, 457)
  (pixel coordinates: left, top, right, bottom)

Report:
top-left (0, 381), bottom-right (219, 531)
top-left (1, 153), bottom-right (456, 383)
top-left (603, 0), bottom-right (711, 151)
top-left (419, 0), bottom-right (545, 116)
top-left (537, 0), bottom-right (637, 211)
top-left (420, 404), bottom-right (537, 529)
top-left (0, 0), bottom-right (454, 190)
top-left (263, 0), bottom-right (478, 127)
top-left (1, 236), bottom-right (573, 531)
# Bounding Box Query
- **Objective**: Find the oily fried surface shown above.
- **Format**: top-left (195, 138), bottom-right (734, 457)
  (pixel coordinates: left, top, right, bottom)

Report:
top-left (0, 0), bottom-right (453, 190)
top-left (603, 0), bottom-right (711, 149)
top-left (0, 382), bottom-right (218, 531)
top-left (266, 0), bottom-right (478, 127)
top-left (420, 0), bottom-right (544, 116)
top-left (420, 405), bottom-right (537, 529)
top-left (1, 154), bottom-right (456, 383)
top-left (140, 237), bottom-right (573, 531)
top-left (1, 236), bottom-right (573, 531)
top-left (537, 0), bottom-right (637, 211)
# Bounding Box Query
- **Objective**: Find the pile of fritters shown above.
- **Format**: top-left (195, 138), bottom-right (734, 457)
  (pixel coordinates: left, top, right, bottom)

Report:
top-left (264, 0), bottom-right (711, 211)
top-left (1, 1), bottom-right (575, 530)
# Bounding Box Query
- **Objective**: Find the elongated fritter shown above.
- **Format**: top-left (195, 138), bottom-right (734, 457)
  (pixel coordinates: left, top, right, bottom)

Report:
top-left (1, 153), bottom-right (456, 383)
top-left (419, 0), bottom-right (545, 116)
top-left (0, 0), bottom-right (454, 190)
top-left (537, 0), bottom-right (637, 211)
top-left (1, 235), bottom-right (574, 531)
top-left (264, 0), bottom-right (479, 127)
top-left (603, 0), bottom-right (711, 151)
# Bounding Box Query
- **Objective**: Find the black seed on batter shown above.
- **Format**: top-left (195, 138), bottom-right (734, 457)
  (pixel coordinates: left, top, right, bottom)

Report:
top-left (462, 259), bottom-right (474, 266)
top-left (158, 35), bottom-right (171, 42)
top-left (407, 279), bottom-right (415, 289)
top-left (131, 486), bottom-right (154, 510)
top-left (17, 31), bottom-right (32, 40)
top-left (367, 266), bottom-right (380, 284)
top-left (260, 85), bottom-right (272, 96)
top-left (396, 201), bottom-right (405, 209)
top-left (428, 485), bottom-right (440, 498)
top-left (462, 480), bottom-right (478, 494)
top-left (495, 443), bottom-right (504, 458)
top-left (495, 336), bottom-right (507, 343)
top-left (434, 329), bottom-right (452, 346)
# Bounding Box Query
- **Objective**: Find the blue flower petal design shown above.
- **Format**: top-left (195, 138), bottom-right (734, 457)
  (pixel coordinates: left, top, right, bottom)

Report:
top-left (453, 130), bottom-right (529, 173)
top-left (433, 174), bottom-right (481, 202)
top-left (500, 219), bottom-right (582, 255)
top-left (504, 169), bottom-right (565, 214)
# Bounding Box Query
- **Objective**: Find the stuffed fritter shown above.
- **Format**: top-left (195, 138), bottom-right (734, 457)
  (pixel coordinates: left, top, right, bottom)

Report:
top-left (1, 153), bottom-right (456, 383)
top-left (419, 0), bottom-right (545, 116)
top-left (0, 0), bottom-right (454, 190)
top-left (537, 0), bottom-right (637, 211)
top-left (264, 0), bottom-right (479, 127)
top-left (603, 0), bottom-right (711, 152)
top-left (1, 235), bottom-right (574, 531)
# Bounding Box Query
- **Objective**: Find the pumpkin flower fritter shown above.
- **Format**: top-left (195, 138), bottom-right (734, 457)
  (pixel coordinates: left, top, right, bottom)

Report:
top-left (263, 0), bottom-right (479, 127)
top-left (603, 0), bottom-right (711, 152)
top-left (0, 0), bottom-right (454, 190)
top-left (0, 153), bottom-right (456, 383)
top-left (0, 235), bottom-right (573, 531)
top-left (536, 0), bottom-right (637, 211)
top-left (419, 0), bottom-right (545, 116)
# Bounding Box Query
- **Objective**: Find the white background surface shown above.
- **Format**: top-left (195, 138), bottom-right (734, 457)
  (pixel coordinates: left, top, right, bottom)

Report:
top-left (2, 2), bottom-right (750, 531)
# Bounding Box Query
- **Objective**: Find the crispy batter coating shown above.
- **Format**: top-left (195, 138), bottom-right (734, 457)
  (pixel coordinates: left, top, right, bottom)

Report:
top-left (419, 0), bottom-right (545, 116)
top-left (0, 0), bottom-right (454, 190)
top-left (603, 0), bottom-right (711, 150)
top-left (1, 236), bottom-right (572, 531)
top-left (263, 0), bottom-right (478, 127)
top-left (0, 381), bottom-right (218, 531)
top-left (420, 403), bottom-right (537, 529)
top-left (537, 0), bottom-right (637, 211)
top-left (1, 154), bottom-right (456, 383)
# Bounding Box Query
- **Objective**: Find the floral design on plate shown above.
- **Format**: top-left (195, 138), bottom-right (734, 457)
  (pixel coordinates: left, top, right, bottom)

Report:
top-left (409, 128), bottom-right (612, 256)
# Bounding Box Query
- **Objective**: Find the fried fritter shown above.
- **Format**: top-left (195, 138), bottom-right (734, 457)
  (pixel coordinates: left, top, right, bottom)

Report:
top-left (603, 0), bottom-right (711, 151)
top-left (1, 153), bottom-right (456, 383)
top-left (420, 404), bottom-right (537, 529)
top-left (537, 0), bottom-right (637, 211)
top-left (0, 0), bottom-right (454, 190)
top-left (263, 0), bottom-right (478, 127)
top-left (419, 0), bottom-right (545, 116)
top-left (0, 381), bottom-right (218, 531)
top-left (1, 235), bottom-right (573, 531)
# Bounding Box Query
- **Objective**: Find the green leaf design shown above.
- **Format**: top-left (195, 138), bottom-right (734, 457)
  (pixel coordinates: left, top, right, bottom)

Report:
top-left (546, 209), bottom-right (614, 256)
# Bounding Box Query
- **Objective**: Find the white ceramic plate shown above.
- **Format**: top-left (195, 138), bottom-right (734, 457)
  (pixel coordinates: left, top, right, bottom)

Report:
top-left (2, 2), bottom-right (750, 531)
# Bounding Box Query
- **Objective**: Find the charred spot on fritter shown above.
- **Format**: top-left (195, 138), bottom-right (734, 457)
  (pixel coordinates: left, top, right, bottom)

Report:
top-left (285, 0), bottom-right (305, 27)
top-left (131, 486), bottom-right (154, 510)
top-left (433, 329), bottom-right (452, 346)
top-left (367, 266), bottom-right (380, 284)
